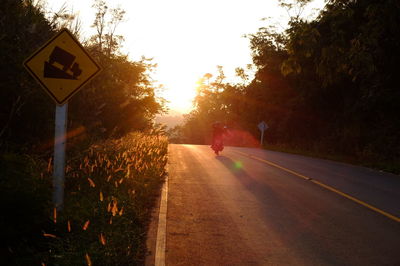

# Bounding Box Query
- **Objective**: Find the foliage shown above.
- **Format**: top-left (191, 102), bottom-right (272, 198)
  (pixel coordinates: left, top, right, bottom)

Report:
top-left (280, 0), bottom-right (400, 160)
top-left (0, 0), bottom-right (56, 149)
top-left (181, 68), bottom-right (230, 144)
top-left (68, 54), bottom-right (163, 139)
top-left (0, 0), bottom-right (165, 152)
top-left (41, 133), bottom-right (168, 265)
top-left (0, 133), bottom-right (168, 265)
top-left (177, 0), bottom-right (400, 172)
top-left (0, 153), bottom-right (52, 265)
top-left (0, 1), bottom-right (169, 264)
top-left (69, 0), bottom-right (165, 139)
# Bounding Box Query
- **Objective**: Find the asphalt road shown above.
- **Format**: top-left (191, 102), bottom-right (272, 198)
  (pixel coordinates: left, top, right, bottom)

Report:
top-left (162, 144), bottom-right (400, 265)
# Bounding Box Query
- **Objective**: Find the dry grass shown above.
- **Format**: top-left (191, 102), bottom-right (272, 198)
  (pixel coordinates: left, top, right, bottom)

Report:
top-left (41, 132), bottom-right (168, 265)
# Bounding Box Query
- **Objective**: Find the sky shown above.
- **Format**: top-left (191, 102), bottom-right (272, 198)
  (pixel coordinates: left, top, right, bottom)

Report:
top-left (46, 0), bottom-right (325, 114)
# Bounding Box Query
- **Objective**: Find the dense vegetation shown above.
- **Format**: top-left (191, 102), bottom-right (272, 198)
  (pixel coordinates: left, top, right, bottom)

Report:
top-left (175, 0), bottom-right (400, 172)
top-left (1, 133), bottom-right (167, 265)
top-left (44, 133), bottom-right (167, 265)
top-left (0, 0), bottom-right (164, 151)
top-left (0, 0), bottom-right (167, 264)
top-left (1, 0), bottom-right (399, 264)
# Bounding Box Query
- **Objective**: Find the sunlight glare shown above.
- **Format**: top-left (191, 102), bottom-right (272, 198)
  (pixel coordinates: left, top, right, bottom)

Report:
top-left (47, 0), bottom-right (326, 114)
top-left (157, 66), bottom-right (198, 114)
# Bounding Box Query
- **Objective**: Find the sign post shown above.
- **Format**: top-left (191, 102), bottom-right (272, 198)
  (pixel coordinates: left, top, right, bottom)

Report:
top-left (24, 29), bottom-right (101, 211)
top-left (53, 104), bottom-right (68, 210)
top-left (258, 121), bottom-right (268, 146)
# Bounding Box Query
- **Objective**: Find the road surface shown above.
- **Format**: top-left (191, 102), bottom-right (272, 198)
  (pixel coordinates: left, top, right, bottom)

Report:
top-left (150, 144), bottom-right (400, 265)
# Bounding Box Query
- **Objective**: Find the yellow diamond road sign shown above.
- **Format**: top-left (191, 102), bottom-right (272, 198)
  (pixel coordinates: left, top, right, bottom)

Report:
top-left (24, 29), bottom-right (101, 105)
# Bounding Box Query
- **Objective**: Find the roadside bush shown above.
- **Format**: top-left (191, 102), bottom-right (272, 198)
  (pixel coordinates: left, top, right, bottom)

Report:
top-left (41, 132), bottom-right (168, 265)
top-left (0, 153), bottom-right (52, 265)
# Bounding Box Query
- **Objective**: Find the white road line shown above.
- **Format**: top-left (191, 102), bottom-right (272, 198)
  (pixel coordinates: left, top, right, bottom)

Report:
top-left (155, 173), bottom-right (168, 266)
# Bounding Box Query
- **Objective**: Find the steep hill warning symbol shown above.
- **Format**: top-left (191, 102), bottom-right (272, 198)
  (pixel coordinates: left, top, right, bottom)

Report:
top-left (23, 28), bottom-right (101, 105)
top-left (44, 46), bottom-right (82, 80)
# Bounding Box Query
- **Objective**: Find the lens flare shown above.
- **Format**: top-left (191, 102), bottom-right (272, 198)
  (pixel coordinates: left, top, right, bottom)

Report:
top-left (234, 161), bottom-right (243, 169)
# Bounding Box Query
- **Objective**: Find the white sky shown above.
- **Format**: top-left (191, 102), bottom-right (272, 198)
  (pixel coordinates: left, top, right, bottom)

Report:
top-left (46, 0), bottom-right (325, 114)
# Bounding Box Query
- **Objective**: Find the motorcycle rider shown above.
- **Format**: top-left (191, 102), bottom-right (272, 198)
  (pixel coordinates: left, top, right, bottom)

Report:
top-left (211, 121), bottom-right (227, 155)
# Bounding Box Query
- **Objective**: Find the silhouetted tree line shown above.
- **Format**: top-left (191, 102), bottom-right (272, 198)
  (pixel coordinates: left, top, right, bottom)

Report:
top-left (0, 0), bottom-right (164, 153)
top-left (177, 0), bottom-right (400, 166)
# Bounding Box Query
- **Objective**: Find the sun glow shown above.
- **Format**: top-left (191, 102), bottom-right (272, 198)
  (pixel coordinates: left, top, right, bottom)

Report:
top-left (47, 0), bottom-right (325, 114)
top-left (157, 68), bottom-right (198, 114)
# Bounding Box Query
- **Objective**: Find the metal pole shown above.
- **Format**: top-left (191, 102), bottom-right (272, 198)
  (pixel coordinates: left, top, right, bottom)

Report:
top-left (260, 130), bottom-right (264, 146)
top-left (53, 103), bottom-right (68, 211)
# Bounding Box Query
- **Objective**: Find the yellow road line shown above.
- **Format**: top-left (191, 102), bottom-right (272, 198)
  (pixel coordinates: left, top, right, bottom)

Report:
top-left (235, 150), bottom-right (400, 223)
top-left (310, 179), bottom-right (400, 222)
top-left (237, 151), bottom-right (311, 180)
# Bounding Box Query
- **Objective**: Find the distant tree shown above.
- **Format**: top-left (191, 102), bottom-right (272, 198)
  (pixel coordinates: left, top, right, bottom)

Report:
top-left (90, 0), bottom-right (126, 57)
top-left (167, 125), bottom-right (184, 143)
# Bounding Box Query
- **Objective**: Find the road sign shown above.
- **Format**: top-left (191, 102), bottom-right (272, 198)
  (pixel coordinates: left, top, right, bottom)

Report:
top-left (258, 121), bottom-right (268, 132)
top-left (258, 121), bottom-right (268, 146)
top-left (24, 28), bottom-right (101, 105)
top-left (23, 29), bottom-right (101, 211)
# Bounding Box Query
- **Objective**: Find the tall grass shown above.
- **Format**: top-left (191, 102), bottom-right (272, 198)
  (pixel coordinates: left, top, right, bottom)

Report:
top-left (41, 132), bottom-right (168, 265)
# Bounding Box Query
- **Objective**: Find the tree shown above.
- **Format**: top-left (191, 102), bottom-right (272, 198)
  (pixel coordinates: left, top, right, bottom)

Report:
top-left (68, 0), bottom-right (165, 139)
top-left (0, 0), bottom-right (166, 151)
top-left (90, 0), bottom-right (126, 57)
top-left (163, 0), bottom-right (400, 167)
top-left (0, 0), bottom-right (56, 149)
top-left (248, 0), bottom-right (400, 161)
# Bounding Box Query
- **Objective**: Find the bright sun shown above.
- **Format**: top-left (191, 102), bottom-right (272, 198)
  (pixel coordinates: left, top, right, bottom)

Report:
top-left (47, 0), bottom-right (326, 114)
top-left (157, 65), bottom-right (198, 114)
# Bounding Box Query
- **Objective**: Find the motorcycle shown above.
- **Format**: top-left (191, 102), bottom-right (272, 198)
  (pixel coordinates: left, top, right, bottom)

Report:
top-left (211, 137), bottom-right (224, 155)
